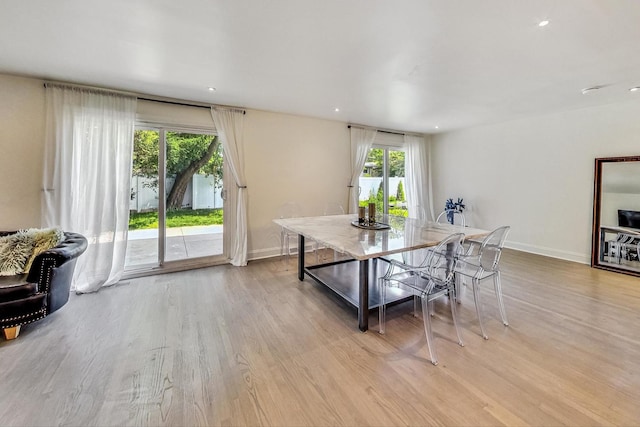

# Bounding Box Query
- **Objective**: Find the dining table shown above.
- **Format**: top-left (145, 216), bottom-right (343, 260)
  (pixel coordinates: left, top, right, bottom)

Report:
top-left (273, 213), bottom-right (490, 332)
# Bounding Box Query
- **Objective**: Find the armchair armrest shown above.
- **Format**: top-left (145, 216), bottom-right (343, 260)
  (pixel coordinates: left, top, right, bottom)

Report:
top-left (25, 232), bottom-right (88, 313)
top-left (25, 232), bottom-right (88, 285)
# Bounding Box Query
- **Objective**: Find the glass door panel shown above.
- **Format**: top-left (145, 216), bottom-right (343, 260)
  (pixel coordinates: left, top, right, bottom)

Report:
top-left (164, 131), bottom-right (223, 262)
top-left (388, 149), bottom-right (407, 217)
top-left (125, 129), bottom-right (224, 270)
top-left (126, 129), bottom-right (160, 267)
top-left (358, 147), bottom-right (407, 218)
top-left (359, 148), bottom-right (384, 216)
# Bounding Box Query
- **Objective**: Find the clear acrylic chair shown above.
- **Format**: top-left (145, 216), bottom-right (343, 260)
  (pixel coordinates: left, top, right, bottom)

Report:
top-left (436, 209), bottom-right (466, 227)
top-left (313, 202), bottom-right (346, 262)
top-left (384, 206), bottom-right (428, 264)
top-left (409, 205), bottom-right (428, 223)
top-left (323, 202), bottom-right (345, 216)
top-left (278, 201), bottom-right (301, 262)
top-left (379, 232), bottom-right (465, 365)
top-left (454, 225), bottom-right (510, 340)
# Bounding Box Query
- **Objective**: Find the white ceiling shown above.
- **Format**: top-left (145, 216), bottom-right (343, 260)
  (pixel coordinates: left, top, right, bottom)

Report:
top-left (1, 0), bottom-right (640, 133)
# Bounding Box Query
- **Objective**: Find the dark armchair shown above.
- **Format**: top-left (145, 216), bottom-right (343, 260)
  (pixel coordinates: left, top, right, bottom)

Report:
top-left (0, 231), bottom-right (87, 340)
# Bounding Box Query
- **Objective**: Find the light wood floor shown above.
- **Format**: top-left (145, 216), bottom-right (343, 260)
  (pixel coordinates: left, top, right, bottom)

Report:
top-left (1, 249), bottom-right (640, 426)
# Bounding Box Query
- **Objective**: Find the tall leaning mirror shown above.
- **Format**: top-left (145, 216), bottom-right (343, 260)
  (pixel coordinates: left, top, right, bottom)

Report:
top-left (592, 156), bottom-right (640, 277)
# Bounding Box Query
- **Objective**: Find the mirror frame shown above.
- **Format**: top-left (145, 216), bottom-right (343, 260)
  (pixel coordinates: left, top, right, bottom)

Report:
top-left (591, 155), bottom-right (640, 276)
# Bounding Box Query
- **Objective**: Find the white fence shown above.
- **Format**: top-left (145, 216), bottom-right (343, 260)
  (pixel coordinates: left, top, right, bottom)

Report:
top-left (130, 175), bottom-right (404, 212)
top-left (130, 174), bottom-right (223, 212)
top-left (359, 177), bottom-right (405, 201)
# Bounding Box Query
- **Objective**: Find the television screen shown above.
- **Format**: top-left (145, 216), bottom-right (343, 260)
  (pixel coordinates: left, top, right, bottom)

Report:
top-left (618, 210), bottom-right (640, 229)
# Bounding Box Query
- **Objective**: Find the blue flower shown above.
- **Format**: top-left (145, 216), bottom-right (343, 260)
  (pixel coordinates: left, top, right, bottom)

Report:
top-left (445, 198), bottom-right (465, 224)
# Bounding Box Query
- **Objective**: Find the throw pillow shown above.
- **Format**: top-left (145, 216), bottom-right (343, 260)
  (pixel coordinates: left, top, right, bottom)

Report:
top-left (0, 232), bottom-right (34, 276)
top-left (0, 228), bottom-right (64, 276)
top-left (24, 228), bottom-right (65, 272)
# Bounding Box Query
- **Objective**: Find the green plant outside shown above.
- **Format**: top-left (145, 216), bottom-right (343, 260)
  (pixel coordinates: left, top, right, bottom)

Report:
top-left (129, 208), bottom-right (223, 230)
top-left (389, 207), bottom-right (408, 217)
top-left (358, 200), bottom-right (408, 218)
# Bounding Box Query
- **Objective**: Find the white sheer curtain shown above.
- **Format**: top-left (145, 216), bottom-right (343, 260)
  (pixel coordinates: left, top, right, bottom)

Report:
top-left (404, 134), bottom-right (434, 221)
top-left (210, 107), bottom-right (248, 266)
top-left (348, 127), bottom-right (377, 213)
top-left (42, 84), bottom-right (137, 293)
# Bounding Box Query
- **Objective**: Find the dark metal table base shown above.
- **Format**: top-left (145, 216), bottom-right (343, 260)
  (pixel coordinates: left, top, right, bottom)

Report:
top-left (297, 235), bottom-right (412, 331)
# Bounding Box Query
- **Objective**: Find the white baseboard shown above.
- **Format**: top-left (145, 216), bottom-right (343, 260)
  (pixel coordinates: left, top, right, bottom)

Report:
top-left (248, 244), bottom-right (316, 262)
top-left (249, 241), bottom-right (591, 265)
top-left (505, 240), bottom-right (590, 265)
top-left (248, 247), bottom-right (282, 261)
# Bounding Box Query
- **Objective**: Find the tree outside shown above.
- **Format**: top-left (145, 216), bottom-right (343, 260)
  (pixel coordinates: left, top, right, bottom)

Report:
top-left (362, 148), bottom-right (405, 177)
top-left (131, 130), bottom-right (224, 228)
top-left (396, 181), bottom-right (405, 202)
top-left (132, 130), bottom-right (222, 209)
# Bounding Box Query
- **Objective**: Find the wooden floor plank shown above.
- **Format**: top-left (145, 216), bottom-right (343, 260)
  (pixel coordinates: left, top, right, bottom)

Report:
top-left (1, 249), bottom-right (640, 426)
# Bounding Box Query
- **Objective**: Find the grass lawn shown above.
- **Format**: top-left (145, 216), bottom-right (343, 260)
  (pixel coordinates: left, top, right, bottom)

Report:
top-left (129, 208), bottom-right (223, 230)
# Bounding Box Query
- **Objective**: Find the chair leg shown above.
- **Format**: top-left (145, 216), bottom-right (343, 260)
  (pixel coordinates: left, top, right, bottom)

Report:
top-left (449, 291), bottom-right (464, 347)
top-left (413, 295), bottom-right (420, 317)
top-left (378, 279), bottom-right (386, 334)
top-left (280, 229), bottom-right (287, 257)
top-left (472, 279), bottom-right (489, 340)
top-left (3, 326), bottom-right (21, 340)
top-left (284, 234), bottom-right (294, 265)
top-left (493, 271), bottom-right (509, 326)
top-left (421, 297), bottom-right (438, 365)
top-left (281, 231), bottom-right (289, 266)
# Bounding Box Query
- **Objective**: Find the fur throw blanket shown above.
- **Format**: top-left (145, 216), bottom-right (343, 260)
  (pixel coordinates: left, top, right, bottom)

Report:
top-left (0, 228), bottom-right (64, 276)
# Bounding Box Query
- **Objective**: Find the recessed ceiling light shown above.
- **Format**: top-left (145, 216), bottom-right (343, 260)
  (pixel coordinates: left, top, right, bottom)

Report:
top-left (581, 85), bottom-right (604, 95)
top-left (538, 20), bottom-right (549, 27)
top-left (630, 87), bottom-right (640, 92)
top-left (208, 87), bottom-right (216, 92)
top-left (435, 125), bottom-right (439, 129)
top-left (334, 108), bottom-right (340, 112)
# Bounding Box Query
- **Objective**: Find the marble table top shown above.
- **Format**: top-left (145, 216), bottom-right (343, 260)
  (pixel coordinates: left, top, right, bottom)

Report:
top-left (274, 214), bottom-right (489, 261)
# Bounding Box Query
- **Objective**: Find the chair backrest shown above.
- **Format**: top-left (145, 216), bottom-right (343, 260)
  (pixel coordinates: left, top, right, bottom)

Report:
top-left (401, 207), bottom-right (429, 265)
top-left (278, 201), bottom-right (301, 219)
top-left (436, 209), bottom-right (466, 227)
top-left (422, 232), bottom-right (465, 284)
top-left (408, 205), bottom-right (427, 223)
top-left (323, 202), bottom-right (345, 216)
top-left (478, 226), bottom-right (510, 271)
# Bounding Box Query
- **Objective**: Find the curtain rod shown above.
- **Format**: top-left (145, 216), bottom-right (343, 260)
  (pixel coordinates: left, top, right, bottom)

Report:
top-left (348, 124), bottom-right (402, 135)
top-left (347, 124), bottom-right (424, 137)
top-left (44, 81), bottom-right (138, 98)
top-left (138, 97), bottom-right (245, 114)
top-left (139, 97), bottom-right (211, 110)
top-left (44, 81), bottom-right (245, 114)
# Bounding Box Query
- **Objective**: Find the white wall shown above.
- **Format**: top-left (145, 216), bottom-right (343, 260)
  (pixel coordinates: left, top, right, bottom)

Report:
top-left (0, 74), bottom-right (352, 260)
top-left (244, 109), bottom-right (350, 259)
top-left (7, 70), bottom-right (640, 265)
top-left (0, 74), bottom-right (45, 229)
top-left (431, 99), bottom-right (640, 263)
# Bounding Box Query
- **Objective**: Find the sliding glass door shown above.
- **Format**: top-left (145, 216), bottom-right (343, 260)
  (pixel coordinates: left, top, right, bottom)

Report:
top-left (359, 147), bottom-right (407, 217)
top-left (125, 127), bottom-right (225, 270)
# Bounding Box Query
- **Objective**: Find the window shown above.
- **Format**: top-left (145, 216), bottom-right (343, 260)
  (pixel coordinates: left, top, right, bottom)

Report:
top-left (359, 146), bottom-right (407, 217)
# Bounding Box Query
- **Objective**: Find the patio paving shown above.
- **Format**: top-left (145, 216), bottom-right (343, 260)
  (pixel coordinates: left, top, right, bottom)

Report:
top-left (125, 225), bottom-right (223, 266)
